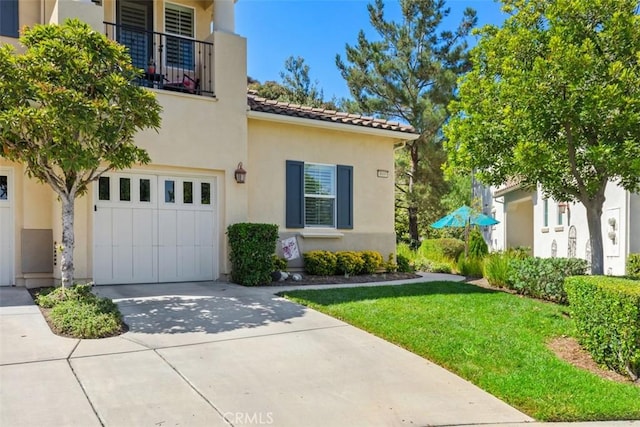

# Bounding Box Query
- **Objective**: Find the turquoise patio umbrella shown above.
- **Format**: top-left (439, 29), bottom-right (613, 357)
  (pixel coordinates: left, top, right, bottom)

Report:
top-left (431, 205), bottom-right (499, 256)
top-left (431, 205), bottom-right (499, 229)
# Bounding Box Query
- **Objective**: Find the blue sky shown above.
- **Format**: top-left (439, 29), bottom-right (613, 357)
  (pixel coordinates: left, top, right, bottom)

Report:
top-left (235, 0), bottom-right (509, 101)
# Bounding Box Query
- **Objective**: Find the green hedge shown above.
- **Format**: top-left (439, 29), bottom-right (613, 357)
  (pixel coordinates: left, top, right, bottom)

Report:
top-left (566, 276), bottom-right (640, 380)
top-left (303, 250), bottom-right (337, 275)
top-left (510, 257), bottom-right (588, 304)
top-left (227, 223), bottom-right (279, 286)
top-left (304, 250), bottom-right (387, 275)
top-left (627, 253), bottom-right (640, 278)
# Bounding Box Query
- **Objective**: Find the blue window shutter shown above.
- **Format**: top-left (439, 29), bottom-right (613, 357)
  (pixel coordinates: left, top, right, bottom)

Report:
top-left (337, 165), bottom-right (353, 229)
top-left (286, 160), bottom-right (304, 228)
top-left (0, 0), bottom-right (19, 37)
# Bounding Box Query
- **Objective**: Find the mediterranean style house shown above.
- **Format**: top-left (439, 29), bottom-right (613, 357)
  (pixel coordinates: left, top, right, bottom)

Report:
top-left (476, 181), bottom-right (640, 276)
top-left (0, 0), bottom-right (417, 287)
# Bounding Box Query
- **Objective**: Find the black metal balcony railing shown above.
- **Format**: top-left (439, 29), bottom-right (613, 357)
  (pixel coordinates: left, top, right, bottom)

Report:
top-left (104, 22), bottom-right (214, 97)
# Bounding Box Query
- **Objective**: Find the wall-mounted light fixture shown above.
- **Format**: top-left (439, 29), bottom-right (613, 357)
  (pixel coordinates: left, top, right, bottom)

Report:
top-left (558, 202), bottom-right (568, 214)
top-left (234, 162), bottom-right (247, 184)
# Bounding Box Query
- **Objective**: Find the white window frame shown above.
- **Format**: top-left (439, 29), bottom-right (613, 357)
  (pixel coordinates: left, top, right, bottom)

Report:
top-left (304, 163), bottom-right (337, 228)
top-left (164, 2), bottom-right (196, 71)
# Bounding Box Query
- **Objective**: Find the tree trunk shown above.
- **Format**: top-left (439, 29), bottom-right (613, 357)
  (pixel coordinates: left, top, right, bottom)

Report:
top-left (60, 194), bottom-right (75, 288)
top-left (407, 144), bottom-right (420, 246)
top-left (584, 197), bottom-right (605, 275)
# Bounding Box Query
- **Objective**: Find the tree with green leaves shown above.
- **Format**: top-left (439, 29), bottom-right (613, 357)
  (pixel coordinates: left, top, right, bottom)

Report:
top-left (444, 0), bottom-right (640, 275)
top-left (249, 56), bottom-right (338, 109)
top-left (336, 0), bottom-right (477, 245)
top-left (0, 19), bottom-right (162, 287)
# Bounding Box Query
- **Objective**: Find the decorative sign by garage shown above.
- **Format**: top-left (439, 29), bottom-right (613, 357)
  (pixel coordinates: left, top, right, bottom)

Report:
top-left (281, 236), bottom-right (300, 261)
top-left (280, 237), bottom-right (300, 261)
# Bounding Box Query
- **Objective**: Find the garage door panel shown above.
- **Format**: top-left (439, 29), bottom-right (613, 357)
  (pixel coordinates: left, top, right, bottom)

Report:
top-left (113, 244), bottom-right (134, 281)
top-left (133, 245), bottom-right (156, 282)
top-left (94, 209), bottom-right (113, 246)
top-left (177, 211), bottom-right (196, 246)
top-left (133, 209), bottom-right (154, 244)
top-left (197, 211), bottom-right (214, 246)
top-left (113, 208), bottom-right (133, 246)
top-left (93, 245), bottom-right (113, 283)
top-left (158, 210), bottom-right (177, 246)
top-left (159, 246), bottom-right (178, 282)
top-left (95, 173), bottom-right (216, 285)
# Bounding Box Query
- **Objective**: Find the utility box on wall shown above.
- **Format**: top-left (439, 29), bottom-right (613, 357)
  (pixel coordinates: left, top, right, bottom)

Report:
top-left (21, 229), bottom-right (53, 273)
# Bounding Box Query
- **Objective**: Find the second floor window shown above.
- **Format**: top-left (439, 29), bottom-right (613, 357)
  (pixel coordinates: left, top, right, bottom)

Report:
top-left (165, 3), bottom-right (195, 70)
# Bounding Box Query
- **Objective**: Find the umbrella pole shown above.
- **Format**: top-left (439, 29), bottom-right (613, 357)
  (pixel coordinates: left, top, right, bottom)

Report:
top-left (464, 221), bottom-right (470, 258)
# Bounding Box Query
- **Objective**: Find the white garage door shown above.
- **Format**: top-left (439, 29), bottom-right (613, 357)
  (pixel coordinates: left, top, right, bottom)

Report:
top-left (0, 169), bottom-right (13, 286)
top-left (93, 172), bottom-right (216, 285)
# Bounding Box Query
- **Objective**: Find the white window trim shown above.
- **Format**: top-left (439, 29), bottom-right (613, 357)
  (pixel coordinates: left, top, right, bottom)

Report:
top-left (164, 1), bottom-right (196, 71)
top-left (304, 162), bottom-right (337, 229)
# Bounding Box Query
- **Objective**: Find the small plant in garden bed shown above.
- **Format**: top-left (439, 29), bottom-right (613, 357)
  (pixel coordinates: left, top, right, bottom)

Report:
top-left (31, 284), bottom-right (126, 339)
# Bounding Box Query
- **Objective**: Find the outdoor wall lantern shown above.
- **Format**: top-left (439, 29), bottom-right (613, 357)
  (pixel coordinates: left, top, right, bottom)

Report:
top-left (234, 162), bottom-right (247, 184)
top-left (558, 202), bottom-right (568, 214)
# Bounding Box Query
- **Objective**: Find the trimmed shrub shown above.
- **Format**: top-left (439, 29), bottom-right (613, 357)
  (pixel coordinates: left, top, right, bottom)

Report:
top-left (303, 250), bottom-right (337, 276)
top-left (457, 256), bottom-right (484, 278)
top-left (396, 254), bottom-right (414, 273)
top-left (468, 229), bottom-right (488, 258)
top-left (385, 253), bottom-right (398, 273)
top-left (335, 251), bottom-right (365, 276)
top-left (228, 223), bottom-right (279, 286)
top-left (483, 252), bottom-right (515, 288)
top-left (360, 250), bottom-right (384, 274)
top-left (272, 255), bottom-right (288, 272)
top-left (430, 261), bottom-right (453, 274)
top-left (34, 284), bottom-right (123, 339)
top-left (566, 276), bottom-right (640, 380)
top-left (627, 253), bottom-right (640, 278)
top-left (511, 257), bottom-right (588, 304)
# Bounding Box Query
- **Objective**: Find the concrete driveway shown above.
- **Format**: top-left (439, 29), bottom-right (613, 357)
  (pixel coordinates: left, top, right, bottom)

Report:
top-left (1, 278), bottom-right (631, 427)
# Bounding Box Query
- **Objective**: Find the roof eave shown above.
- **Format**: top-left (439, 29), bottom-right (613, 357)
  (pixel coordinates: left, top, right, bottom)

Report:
top-left (247, 110), bottom-right (419, 140)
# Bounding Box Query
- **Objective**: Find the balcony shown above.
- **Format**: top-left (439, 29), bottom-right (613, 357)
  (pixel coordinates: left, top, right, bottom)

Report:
top-left (104, 22), bottom-right (214, 97)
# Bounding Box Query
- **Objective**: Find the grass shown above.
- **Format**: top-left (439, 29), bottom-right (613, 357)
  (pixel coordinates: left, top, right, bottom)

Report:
top-left (33, 284), bottom-right (125, 339)
top-left (281, 281), bottom-right (640, 421)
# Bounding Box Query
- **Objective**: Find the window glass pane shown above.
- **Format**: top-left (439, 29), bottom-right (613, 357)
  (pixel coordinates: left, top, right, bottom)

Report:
top-left (557, 204), bottom-right (563, 225)
top-left (140, 179), bottom-right (151, 202)
top-left (183, 181), bottom-right (193, 204)
top-left (0, 176), bottom-right (7, 200)
top-left (98, 177), bottom-right (110, 201)
top-left (304, 164), bottom-right (335, 196)
top-left (165, 4), bottom-right (194, 69)
top-left (543, 199), bottom-right (548, 227)
top-left (120, 178), bottom-right (131, 201)
top-left (305, 197), bottom-right (335, 227)
top-left (201, 182), bottom-right (211, 205)
top-left (165, 180), bottom-right (175, 203)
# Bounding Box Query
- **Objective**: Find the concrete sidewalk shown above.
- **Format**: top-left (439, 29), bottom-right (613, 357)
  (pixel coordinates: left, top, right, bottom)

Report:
top-left (0, 277), bottom-right (637, 426)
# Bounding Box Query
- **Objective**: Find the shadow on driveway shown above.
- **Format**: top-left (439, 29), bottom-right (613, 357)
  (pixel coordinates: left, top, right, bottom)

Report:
top-left (93, 282), bottom-right (308, 336)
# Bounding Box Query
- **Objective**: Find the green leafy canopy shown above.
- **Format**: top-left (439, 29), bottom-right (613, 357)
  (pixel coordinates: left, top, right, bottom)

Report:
top-left (444, 0), bottom-right (640, 203)
top-left (0, 19), bottom-right (162, 198)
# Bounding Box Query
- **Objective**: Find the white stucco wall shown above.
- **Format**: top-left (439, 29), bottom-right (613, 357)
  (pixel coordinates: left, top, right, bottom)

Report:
top-left (524, 183), bottom-right (631, 275)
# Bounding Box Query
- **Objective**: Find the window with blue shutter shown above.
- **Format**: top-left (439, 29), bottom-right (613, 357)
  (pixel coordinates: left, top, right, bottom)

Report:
top-left (0, 0), bottom-right (19, 38)
top-left (286, 160), bottom-right (353, 229)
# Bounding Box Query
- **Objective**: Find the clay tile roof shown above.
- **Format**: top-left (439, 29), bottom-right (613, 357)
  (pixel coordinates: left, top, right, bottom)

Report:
top-left (247, 93), bottom-right (417, 135)
top-left (493, 179), bottom-right (522, 197)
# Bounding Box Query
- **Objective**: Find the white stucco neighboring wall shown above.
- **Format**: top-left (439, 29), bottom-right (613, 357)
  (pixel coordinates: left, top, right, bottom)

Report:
top-left (488, 181), bottom-right (636, 276)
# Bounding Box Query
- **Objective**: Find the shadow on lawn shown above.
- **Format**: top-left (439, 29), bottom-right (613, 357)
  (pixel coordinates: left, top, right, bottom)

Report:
top-left (278, 280), bottom-right (500, 305)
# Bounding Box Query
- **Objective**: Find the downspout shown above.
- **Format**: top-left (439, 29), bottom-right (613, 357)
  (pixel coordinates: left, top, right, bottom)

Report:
top-left (626, 190), bottom-right (631, 267)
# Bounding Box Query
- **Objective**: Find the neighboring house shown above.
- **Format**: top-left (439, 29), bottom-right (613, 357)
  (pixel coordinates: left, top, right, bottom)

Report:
top-left (0, 0), bottom-right (417, 287)
top-left (475, 180), bottom-right (640, 276)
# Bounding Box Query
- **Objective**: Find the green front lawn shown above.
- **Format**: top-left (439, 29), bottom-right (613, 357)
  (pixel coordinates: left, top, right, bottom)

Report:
top-left (281, 282), bottom-right (640, 421)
